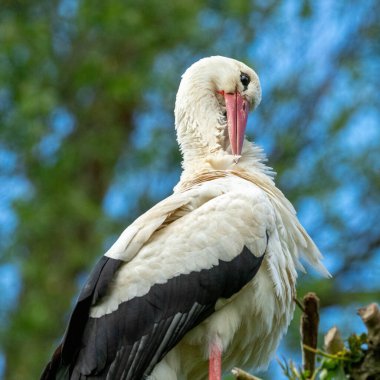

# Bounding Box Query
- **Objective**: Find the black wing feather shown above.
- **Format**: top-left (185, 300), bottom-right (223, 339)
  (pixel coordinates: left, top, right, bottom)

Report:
top-left (41, 246), bottom-right (265, 380)
top-left (41, 256), bottom-right (125, 380)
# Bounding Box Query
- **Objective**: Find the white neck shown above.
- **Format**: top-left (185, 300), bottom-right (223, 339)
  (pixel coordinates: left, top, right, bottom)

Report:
top-left (174, 80), bottom-right (273, 183)
top-left (175, 78), bottom-right (225, 163)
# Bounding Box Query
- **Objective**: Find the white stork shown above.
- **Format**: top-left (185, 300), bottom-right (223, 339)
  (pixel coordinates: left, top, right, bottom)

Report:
top-left (41, 56), bottom-right (329, 380)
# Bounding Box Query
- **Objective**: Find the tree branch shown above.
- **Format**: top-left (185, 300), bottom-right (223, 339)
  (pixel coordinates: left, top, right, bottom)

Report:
top-left (358, 303), bottom-right (380, 348)
top-left (346, 303), bottom-right (380, 379)
top-left (300, 293), bottom-right (320, 377)
top-left (231, 367), bottom-right (262, 380)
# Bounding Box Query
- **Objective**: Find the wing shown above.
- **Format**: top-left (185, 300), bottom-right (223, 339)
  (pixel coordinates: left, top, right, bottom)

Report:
top-left (41, 178), bottom-right (271, 380)
top-left (40, 255), bottom-right (126, 380)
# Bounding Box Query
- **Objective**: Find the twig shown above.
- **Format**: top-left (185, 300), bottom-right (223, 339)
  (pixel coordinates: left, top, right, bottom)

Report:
top-left (300, 293), bottom-right (320, 377)
top-left (303, 344), bottom-right (351, 362)
top-left (231, 367), bottom-right (262, 380)
top-left (294, 297), bottom-right (306, 313)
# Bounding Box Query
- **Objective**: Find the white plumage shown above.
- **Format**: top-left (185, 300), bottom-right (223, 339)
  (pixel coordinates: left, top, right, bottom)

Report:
top-left (42, 56), bottom-right (329, 380)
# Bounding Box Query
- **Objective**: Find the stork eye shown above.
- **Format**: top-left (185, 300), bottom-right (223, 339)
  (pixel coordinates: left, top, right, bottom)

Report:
top-left (240, 73), bottom-right (250, 88)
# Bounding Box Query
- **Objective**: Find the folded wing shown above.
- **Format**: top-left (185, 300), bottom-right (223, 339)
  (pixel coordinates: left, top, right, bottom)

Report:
top-left (41, 179), bottom-right (271, 380)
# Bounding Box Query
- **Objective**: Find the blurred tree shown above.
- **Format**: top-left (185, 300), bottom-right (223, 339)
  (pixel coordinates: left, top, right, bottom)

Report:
top-left (0, 0), bottom-right (379, 379)
top-left (0, 1), bottom-right (259, 379)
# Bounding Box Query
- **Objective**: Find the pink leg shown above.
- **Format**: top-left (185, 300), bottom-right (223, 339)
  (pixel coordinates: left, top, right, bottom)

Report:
top-left (209, 341), bottom-right (222, 380)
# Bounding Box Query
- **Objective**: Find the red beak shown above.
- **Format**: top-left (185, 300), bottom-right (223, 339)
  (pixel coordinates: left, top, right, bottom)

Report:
top-left (224, 92), bottom-right (249, 157)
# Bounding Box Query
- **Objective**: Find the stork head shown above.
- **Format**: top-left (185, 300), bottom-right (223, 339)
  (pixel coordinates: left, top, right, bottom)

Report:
top-left (175, 56), bottom-right (261, 169)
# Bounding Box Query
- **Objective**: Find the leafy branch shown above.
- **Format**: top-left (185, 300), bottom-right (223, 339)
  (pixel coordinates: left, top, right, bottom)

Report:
top-left (280, 300), bottom-right (380, 380)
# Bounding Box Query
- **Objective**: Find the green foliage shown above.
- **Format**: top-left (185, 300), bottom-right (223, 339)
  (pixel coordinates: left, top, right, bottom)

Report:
top-left (280, 334), bottom-right (368, 380)
top-left (279, 359), bottom-right (312, 380)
